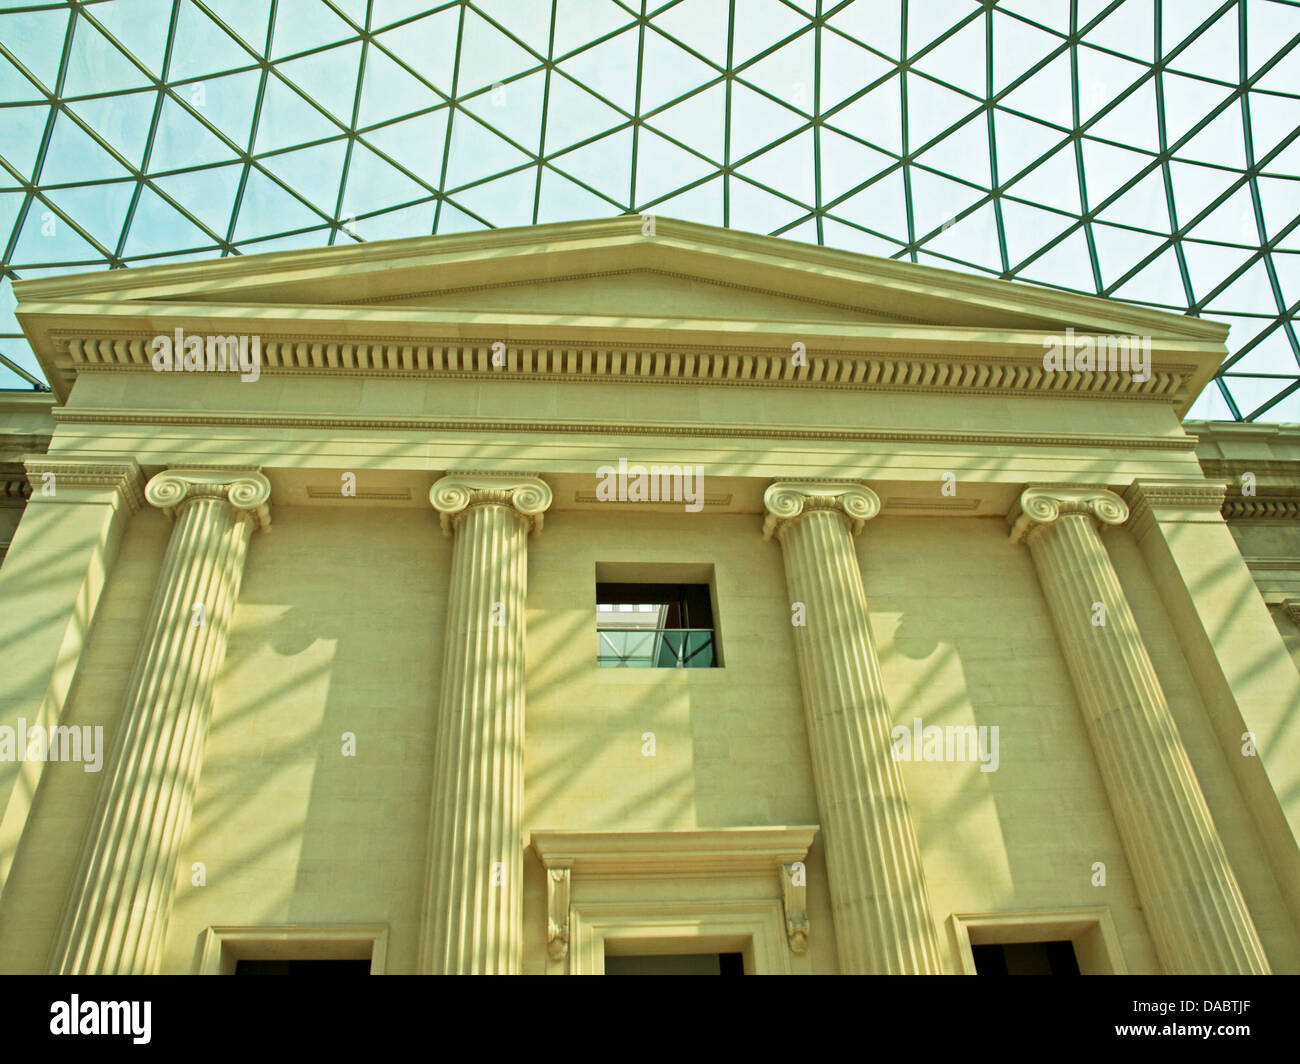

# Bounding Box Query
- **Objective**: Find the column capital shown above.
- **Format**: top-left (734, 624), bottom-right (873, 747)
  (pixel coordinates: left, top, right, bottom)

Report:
top-left (762, 480), bottom-right (881, 540)
top-left (144, 467), bottom-right (271, 529)
top-left (429, 473), bottom-right (553, 537)
top-left (1008, 485), bottom-right (1128, 544)
top-left (22, 457), bottom-right (146, 514)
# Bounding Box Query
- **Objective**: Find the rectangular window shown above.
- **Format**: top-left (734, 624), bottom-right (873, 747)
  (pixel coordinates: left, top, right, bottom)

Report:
top-left (604, 951), bottom-right (745, 975)
top-left (596, 582), bottom-right (717, 668)
top-left (971, 940), bottom-right (1080, 975)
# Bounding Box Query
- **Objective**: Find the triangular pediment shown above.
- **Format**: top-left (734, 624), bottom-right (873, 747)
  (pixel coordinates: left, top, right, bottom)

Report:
top-left (14, 216), bottom-right (1228, 409)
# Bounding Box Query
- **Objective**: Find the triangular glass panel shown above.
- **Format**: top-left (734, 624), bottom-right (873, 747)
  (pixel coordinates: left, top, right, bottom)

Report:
top-left (551, 127), bottom-right (633, 203)
top-left (348, 199), bottom-right (437, 242)
top-left (68, 91), bottom-right (157, 170)
top-left (40, 111), bottom-right (133, 183)
top-left (278, 41), bottom-right (363, 125)
top-left (463, 71), bottom-right (546, 156)
top-left (1017, 227), bottom-right (1098, 292)
top-left (728, 177), bottom-right (806, 234)
top-left (1248, 91), bottom-right (1298, 161)
top-left (1256, 176), bottom-right (1298, 243)
top-left (1094, 164), bottom-right (1168, 230)
top-left (825, 75), bottom-right (903, 156)
top-left (906, 72), bottom-right (981, 150)
top-left (63, 15), bottom-right (151, 95)
top-left (556, 27), bottom-right (640, 114)
top-left (475, 0), bottom-right (554, 56)
top-left (357, 46), bottom-right (443, 129)
top-left (1183, 184), bottom-right (1258, 244)
top-left (1181, 240), bottom-right (1261, 303)
top-left (822, 216), bottom-right (906, 258)
top-left (254, 77), bottom-right (340, 154)
top-left (634, 127), bottom-right (716, 204)
top-left (1168, 159), bottom-right (1240, 227)
top-left (739, 30), bottom-right (816, 117)
top-left (44, 181), bottom-right (136, 249)
top-left (1168, 5), bottom-right (1238, 84)
top-left (645, 175), bottom-right (723, 225)
top-left (152, 162), bottom-right (243, 234)
top-left (991, 107), bottom-right (1066, 183)
top-left (827, 0), bottom-right (902, 59)
top-left (232, 169), bottom-right (325, 241)
top-left (728, 80), bottom-right (806, 162)
top-left (914, 111), bottom-right (991, 189)
top-left (999, 196), bottom-right (1075, 268)
top-left (360, 110), bottom-right (450, 182)
top-left (1076, 45), bottom-right (1148, 125)
top-left (1000, 50), bottom-right (1074, 130)
top-left (169, 0), bottom-right (255, 82)
top-left (819, 127), bottom-right (894, 204)
top-left (1090, 220), bottom-right (1168, 288)
top-left (1174, 102), bottom-right (1247, 170)
top-left (645, 81), bottom-right (725, 164)
top-left (1268, 249), bottom-right (1300, 306)
top-left (908, 166), bottom-right (984, 239)
top-left (1109, 244), bottom-right (1187, 304)
top-left (650, 0), bottom-right (730, 67)
top-left (642, 27), bottom-right (723, 114)
top-left (730, 0), bottom-right (810, 66)
top-left (539, 165), bottom-right (618, 222)
top-left (913, 11), bottom-right (986, 98)
top-left (0, 51), bottom-right (42, 103)
top-left (1205, 259), bottom-right (1281, 315)
top-left (1159, 70), bottom-right (1232, 146)
top-left (921, 201), bottom-right (1002, 272)
top-left (0, 8), bottom-right (70, 90)
top-left (833, 169), bottom-right (910, 242)
top-left (819, 28), bottom-right (896, 111)
top-left (1086, 0), bottom-right (1155, 63)
top-left (737, 129), bottom-right (815, 208)
top-left (260, 139), bottom-right (349, 214)
top-left (997, 0), bottom-right (1071, 35)
top-left (124, 185), bottom-right (221, 254)
top-left (444, 111), bottom-right (534, 189)
top-left (456, 8), bottom-right (542, 97)
top-left (11, 200), bottom-right (106, 263)
top-left (454, 167), bottom-right (538, 228)
top-left (1159, 0), bottom-right (1224, 58)
top-left (1247, 0), bottom-right (1300, 77)
top-left (991, 9), bottom-right (1061, 94)
top-left (188, 69), bottom-right (262, 152)
top-left (1080, 139), bottom-right (1156, 210)
top-left (541, 73), bottom-right (626, 154)
top-left (374, 8), bottom-right (460, 96)
top-left (90, 0), bottom-right (170, 78)
top-left (202, 0), bottom-right (271, 51)
top-left (1004, 142), bottom-right (1081, 214)
top-left (553, 0), bottom-right (636, 60)
top-left (271, 0), bottom-right (357, 59)
top-left (341, 141), bottom-right (434, 216)
top-left (435, 200), bottom-right (490, 235)
top-left (0, 105), bottom-right (48, 181)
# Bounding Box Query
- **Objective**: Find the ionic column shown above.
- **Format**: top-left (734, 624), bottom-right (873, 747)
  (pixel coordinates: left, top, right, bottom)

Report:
top-left (421, 474), bottom-right (552, 974)
top-left (1010, 485), bottom-right (1269, 974)
top-left (50, 468), bottom-right (270, 975)
top-left (763, 481), bottom-right (943, 974)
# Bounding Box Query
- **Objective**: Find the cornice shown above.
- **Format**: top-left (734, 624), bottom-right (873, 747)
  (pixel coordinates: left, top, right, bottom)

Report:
top-left (21, 457), bottom-right (145, 513)
top-left (1123, 480), bottom-right (1227, 537)
top-left (51, 407), bottom-right (1201, 452)
top-left (52, 334), bottom-right (1197, 406)
top-left (1008, 485), bottom-right (1129, 544)
top-left (528, 826), bottom-right (820, 879)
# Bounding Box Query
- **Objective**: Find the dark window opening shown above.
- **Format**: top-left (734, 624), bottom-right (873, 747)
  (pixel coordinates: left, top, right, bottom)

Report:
top-left (604, 952), bottom-right (744, 974)
top-left (596, 582), bottom-right (717, 668)
top-left (972, 940), bottom-right (1079, 975)
top-left (234, 959), bottom-right (372, 975)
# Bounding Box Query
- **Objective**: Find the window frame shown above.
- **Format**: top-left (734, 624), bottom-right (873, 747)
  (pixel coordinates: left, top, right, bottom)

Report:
top-left (198, 924), bottom-right (389, 975)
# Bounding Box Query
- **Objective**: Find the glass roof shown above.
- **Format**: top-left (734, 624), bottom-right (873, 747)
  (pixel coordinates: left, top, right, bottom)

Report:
top-left (1, 0), bottom-right (1297, 419)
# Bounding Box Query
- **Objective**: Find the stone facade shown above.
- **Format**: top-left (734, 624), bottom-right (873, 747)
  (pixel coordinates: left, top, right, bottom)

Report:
top-left (0, 218), bottom-right (1296, 974)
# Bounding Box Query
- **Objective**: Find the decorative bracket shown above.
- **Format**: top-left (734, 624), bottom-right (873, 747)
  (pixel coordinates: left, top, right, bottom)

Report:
top-left (546, 866), bottom-right (571, 962)
top-left (780, 861), bottom-right (809, 954)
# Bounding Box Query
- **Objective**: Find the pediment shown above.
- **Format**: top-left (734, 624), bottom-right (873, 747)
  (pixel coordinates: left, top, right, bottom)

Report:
top-left (14, 216), bottom-right (1229, 410)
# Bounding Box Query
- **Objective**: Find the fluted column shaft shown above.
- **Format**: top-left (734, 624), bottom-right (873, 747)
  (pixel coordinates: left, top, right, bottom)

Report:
top-left (764, 482), bottom-right (943, 974)
top-left (422, 475), bottom-right (552, 974)
top-left (1012, 486), bottom-right (1269, 974)
top-left (51, 468), bottom-right (270, 974)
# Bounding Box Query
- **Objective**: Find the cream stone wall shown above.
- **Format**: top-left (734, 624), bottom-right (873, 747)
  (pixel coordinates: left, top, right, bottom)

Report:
top-left (3, 219), bottom-right (1298, 974)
